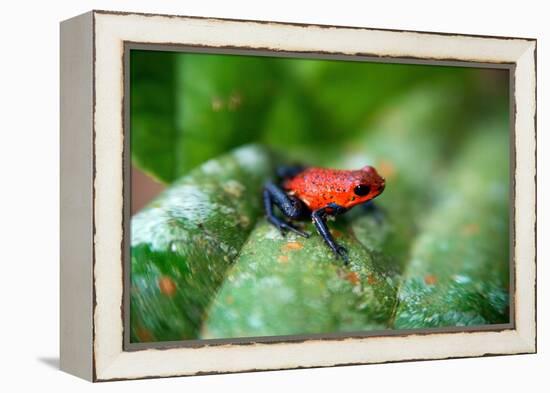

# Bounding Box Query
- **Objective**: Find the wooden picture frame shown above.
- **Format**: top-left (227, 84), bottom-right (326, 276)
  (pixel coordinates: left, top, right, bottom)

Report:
top-left (60, 10), bottom-right (536, 381)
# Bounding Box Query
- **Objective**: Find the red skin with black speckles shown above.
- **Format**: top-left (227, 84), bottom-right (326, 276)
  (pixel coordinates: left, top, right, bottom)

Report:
top-left (282, 166), bottom-right (386, 212)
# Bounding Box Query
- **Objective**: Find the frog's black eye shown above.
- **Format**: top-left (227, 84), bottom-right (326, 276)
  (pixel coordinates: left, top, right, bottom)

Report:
top-left (354, 184), bottom-right (371, 196)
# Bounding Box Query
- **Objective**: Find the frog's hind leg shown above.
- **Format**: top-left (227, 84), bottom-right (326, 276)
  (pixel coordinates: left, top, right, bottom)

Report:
top-left (263, 181), bottom-right (310, 238)
top-left (276, 164), bottom-right (306, 180)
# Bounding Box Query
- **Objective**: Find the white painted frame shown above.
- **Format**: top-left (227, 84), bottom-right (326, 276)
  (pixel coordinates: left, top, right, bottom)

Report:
top-left (60, 10), bottom-right (536, 382)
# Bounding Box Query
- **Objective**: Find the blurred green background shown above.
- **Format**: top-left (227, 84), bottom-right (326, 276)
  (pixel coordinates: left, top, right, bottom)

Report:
top-left (130, 49), bottom-right (510, 343)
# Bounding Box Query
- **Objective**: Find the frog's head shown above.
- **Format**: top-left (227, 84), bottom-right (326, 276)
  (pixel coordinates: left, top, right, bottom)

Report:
top-left (345, 165), bottom-right (385, 208)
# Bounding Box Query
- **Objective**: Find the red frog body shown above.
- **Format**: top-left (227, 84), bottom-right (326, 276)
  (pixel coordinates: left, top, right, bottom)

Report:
top-left (282, 166), bottom-right (385, 212)
top-left (263, 164), bottom-right (385, 263)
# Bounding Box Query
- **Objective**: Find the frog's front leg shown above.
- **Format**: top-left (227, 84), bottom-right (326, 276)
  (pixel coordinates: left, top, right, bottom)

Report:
top-left (311, 204), bottom-right (349, 264)
top-left (263, 181), bottom-right (310, 238)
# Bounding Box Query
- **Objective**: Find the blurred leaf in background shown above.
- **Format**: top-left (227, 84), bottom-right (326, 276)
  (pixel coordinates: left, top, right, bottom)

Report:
top-left (130, 51), bottom-right (178, 183)
top-left (131, 51), bottom-right (508, 182)
top-left (131, 51), bottom-right (282, 183)
top-left (393, 123), bottom-right (510, 328)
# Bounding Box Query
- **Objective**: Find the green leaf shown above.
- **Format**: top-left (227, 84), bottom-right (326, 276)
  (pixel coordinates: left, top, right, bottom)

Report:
top-left (130, 67), bottom-right (510, 342)
top-left (201, 220), bottom-right (397, 339)
top-left (393, 123), bottom-right (510, 328)
top-left (288, 61), bottom-right (475, 142)
top-left (173, 54), bottom-right (280, 180)
top-left (130, 145), bottom-right (276, 342)
top-left (130, 51), bottom-right (178, 183)
top-left (130, 53), bottom-right (498, 183)
top-left (130, 51), bottom-right (280, 183)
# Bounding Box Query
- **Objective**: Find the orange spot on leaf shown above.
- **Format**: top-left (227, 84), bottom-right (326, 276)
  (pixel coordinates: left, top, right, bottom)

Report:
top-left (346, 271), bottom-right (361, 286)
top-left (159, 276), bottom-right (177, 297)
top-left (278, 255), bottom-right (289, 263)
top-left (282, 241), bottom-right (303, 252)
top-left (136, 327), bottom-right (154, 342)
top-left (424, 274), bottom-right (437, 285)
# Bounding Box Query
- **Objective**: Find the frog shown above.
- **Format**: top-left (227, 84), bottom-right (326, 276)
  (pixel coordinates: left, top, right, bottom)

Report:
top-left (263, 164), bottom-right (386, 263)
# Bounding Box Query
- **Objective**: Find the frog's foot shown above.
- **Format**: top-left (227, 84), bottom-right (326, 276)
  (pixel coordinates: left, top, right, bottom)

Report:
top-left (333, 244), bottom-right (349, 264)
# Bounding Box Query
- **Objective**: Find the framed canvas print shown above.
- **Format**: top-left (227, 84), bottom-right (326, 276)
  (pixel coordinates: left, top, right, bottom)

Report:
top-left (60, 10), bottom-right (537, 382)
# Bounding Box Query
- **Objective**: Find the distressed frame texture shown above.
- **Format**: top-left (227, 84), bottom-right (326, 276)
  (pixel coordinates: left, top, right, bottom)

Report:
top-left (60, 10), bottom-right (537, 382)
